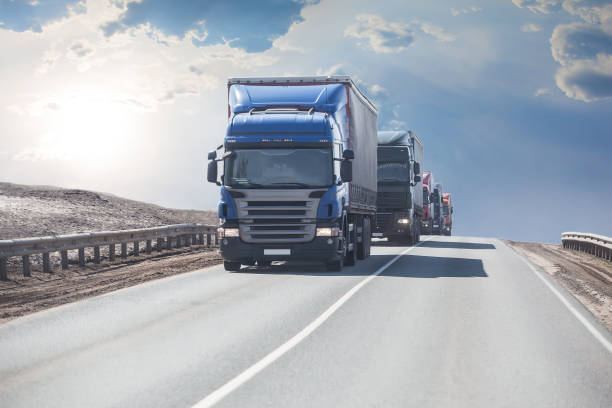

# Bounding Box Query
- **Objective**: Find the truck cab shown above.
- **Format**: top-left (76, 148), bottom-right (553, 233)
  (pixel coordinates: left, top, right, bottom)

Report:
top-left (442, 193), bottom-right (453, 236)
top-left (421, 171), bottom-right (434, 234)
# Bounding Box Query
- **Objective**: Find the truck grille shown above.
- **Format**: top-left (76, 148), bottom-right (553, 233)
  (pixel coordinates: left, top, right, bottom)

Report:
top-left (376, 212), bottom-right (394, 229)
top-left (234, 191), bottom-right (319, 243)
top-left (377, 191), bottom-right (407, 209)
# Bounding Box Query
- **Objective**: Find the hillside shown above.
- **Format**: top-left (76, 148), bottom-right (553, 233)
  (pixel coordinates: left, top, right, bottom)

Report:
top-left (0, 182), bottom-right (217, 239)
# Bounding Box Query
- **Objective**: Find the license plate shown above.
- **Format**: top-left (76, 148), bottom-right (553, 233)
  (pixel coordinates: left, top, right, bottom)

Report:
top-left (372, 233), bottom-right (383, 237)
top-left (264, 249), bottom-right (290, 255)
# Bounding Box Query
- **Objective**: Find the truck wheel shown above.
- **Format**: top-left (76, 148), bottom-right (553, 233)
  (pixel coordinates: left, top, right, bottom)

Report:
top-left (344, 222), bottom-right (357, 266)
top-left (326, 258), bottom-right (343, 272)
top-left (224, 261), bottom-right (241, 272)
top-left (257, 260), bottom-right (272, 266)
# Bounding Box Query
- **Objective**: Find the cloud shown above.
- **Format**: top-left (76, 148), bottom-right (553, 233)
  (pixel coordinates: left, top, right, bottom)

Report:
top-left (512, 0), bottom-right (562, 14)
top-left (555, 53), bottom-right (612, 100)
top-left (0, 0), bottom-right (85, 33)
top-left (534, 87), bottom-right (553, 96)
top-left (344, 14), bottom-right (416, 53)
top-left (451, 6), bottom-right (483, 16)
top-left (514, 0), bottom-right (612, 101)
top-left (550, 22), bottom-right (612, 100)
top-left (369, 84), bottom-right (386, 95)
top-left (344, 14), bottom-right (454, 54)
top-left (521, 23), bottom-right (542, 32)
top-left (100, 0), bottom-right (316, 53)
top-left (68, 40), bottom-right (94, 58)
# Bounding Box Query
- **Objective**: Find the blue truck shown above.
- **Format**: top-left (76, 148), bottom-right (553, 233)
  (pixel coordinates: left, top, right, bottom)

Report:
top-left (207, 76), bottom-right (378, 271)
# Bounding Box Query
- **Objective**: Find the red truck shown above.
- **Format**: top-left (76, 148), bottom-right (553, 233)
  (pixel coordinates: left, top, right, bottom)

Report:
top-left (442, 193), bottom-right (453, 236)
top-left (421, 172), bottom-right (434, 234)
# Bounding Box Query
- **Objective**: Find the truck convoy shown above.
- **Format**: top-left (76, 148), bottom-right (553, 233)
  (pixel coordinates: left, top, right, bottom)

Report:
top-left (207, 76), bottom-right (378, 272)
top-left (421, 171), bottom-right (434, 234)
top-left (374, 130), bottom-right (423, 244)
top-left (442, 193), bottom-right (453, 236)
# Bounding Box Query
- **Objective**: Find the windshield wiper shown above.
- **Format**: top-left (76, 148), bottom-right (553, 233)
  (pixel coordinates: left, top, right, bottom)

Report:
top-left (233, 182), bottom-right (265, 188)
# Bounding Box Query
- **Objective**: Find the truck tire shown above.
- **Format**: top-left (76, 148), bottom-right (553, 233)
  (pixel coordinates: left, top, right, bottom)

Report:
top-left (224, 261), bottom-right (241, 272)
top-left (344, 222), bottom-right (357, 266)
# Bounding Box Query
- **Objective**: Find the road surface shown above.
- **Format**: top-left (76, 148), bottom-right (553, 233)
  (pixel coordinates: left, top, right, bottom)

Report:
top-left (1, 236), bottom-right (611, 407)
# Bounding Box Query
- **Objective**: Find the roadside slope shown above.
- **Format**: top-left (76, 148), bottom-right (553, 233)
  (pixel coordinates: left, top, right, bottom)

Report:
top-left (505, 240), bottom-right (611, 331)
top-left (0, 182), bottom-right (216, 239)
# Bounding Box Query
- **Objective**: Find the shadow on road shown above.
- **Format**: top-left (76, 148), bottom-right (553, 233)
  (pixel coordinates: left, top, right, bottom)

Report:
top-left (234, 254), bottom-right (487, 279)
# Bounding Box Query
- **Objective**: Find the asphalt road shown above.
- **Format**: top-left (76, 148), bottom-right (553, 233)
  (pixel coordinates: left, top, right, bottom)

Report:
top-left (1, 236), bottom-right (611, 407)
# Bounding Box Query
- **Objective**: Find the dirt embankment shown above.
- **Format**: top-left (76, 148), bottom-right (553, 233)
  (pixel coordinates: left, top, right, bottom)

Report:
top-left (505, 240), bottom-right (612, 331)
top-left (0, 182), bottom-right (222, 322)
top-left (0, 182), bottom-right (217, 239)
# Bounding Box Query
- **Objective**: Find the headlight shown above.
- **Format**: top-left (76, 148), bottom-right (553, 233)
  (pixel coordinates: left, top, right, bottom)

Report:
top-left (316, 227), bottom-right (340, 237)
top-left (397, 218), bottom-right (410, 225)
top-left (218, 227), bottom-right (239, 238)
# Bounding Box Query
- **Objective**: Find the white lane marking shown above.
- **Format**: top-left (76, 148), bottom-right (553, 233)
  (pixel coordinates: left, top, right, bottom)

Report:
top-left (192, 238), bottom-right (432, 408)
top-left (505, 241), bottom-right (612, 354)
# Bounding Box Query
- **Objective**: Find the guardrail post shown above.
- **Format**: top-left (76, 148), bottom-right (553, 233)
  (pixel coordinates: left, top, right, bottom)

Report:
top-left (214, 233), bottom-right (219, 246)
top-left (176, 236), bottom-right (182, 248)
top-left (94, 246), bottom-right (101, 264)
top-left (146, 240), bottom-right (152, 254)
top-left (121, 242), bottom-right (127, 258)
top-left (206, 233), bottom-right (211, 247)
top-left (61, 250), bottom-right (69, 270)
top-left (78, 248), bottom-right (85, 267)
top-left (192, 234), bottom-right (197, 245)
top-left (1, 258), bottom-right (7, 280)
top-left (109, 244), bottom-right (116, 261)
top-left (156, 238), bottom-right (163, 252)
top-left (198, 233), bottom-right (204, 245)
top-left (22, 255), bottom-right (31, 277)
top-left (43, 252), bottom-right (51, 273)
top-left (166, 237), bottom-right (172, 250)
top-left (133, 241), bottom-right (139, 257)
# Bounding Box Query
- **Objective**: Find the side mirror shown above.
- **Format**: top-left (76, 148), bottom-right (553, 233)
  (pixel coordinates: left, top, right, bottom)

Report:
top-left (340, 160), bottom-right (353, 182)
top-left (451, 207), bottom-right (454, 214)
top-left (414, 175), bottom-right (421, 183)
top-left (342, 149), bottom-right (355, 160)
top-left (413, 162), bottom-right (420, 175)
top-left (207, 161), bottom-right (218, 184)
top-left (208, 150), bottom-right (217, 160)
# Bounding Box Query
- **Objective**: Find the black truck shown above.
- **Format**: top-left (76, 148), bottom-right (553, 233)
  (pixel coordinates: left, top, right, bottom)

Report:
top-left (373, 130), bottom-right (423, 244)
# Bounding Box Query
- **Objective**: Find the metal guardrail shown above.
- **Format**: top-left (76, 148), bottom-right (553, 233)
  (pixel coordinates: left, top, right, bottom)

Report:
top-left (562, 232), bottom-right (612, 261)
top-left (0, 224), bottom-right (218, 280)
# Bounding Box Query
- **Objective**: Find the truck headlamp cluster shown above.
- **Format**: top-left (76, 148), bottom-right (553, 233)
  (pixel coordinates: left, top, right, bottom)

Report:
top-left (218, 227), bottom-right (239, 238)
top-left (316, 227), bottom-right (340, 237)
top-left (397, 218), bottom-right (410, 225)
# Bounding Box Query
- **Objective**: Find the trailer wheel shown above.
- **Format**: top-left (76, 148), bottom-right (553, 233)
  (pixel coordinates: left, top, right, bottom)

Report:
top-left (224, 261), bottom-right (241, 272)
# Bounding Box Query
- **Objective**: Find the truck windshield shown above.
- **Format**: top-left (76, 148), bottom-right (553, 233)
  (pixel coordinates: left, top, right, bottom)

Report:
top-left (225, 148), bottom-right (333, 189)
top-left (443, 206), bottom-right (450, 216)
top-left (377, 162), bottom-right (409, 182)
top-left (423, 188), bottom-right (429, 204)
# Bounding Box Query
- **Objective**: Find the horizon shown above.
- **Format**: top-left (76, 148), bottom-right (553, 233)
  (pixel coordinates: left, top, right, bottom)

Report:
top-left (1, 0), bottom-right (611, 244)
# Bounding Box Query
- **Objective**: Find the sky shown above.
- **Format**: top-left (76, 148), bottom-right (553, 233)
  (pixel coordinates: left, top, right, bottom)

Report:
top-left (0, 0), bottom-right (611, 243)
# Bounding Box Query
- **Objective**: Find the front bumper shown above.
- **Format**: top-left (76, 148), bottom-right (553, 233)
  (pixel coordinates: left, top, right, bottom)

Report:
top-left (219, 236), bottom-right (342, 263)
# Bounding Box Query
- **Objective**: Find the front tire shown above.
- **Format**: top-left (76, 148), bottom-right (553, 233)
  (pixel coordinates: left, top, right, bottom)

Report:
top-left (224, 261), bottom-right (241, 272)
